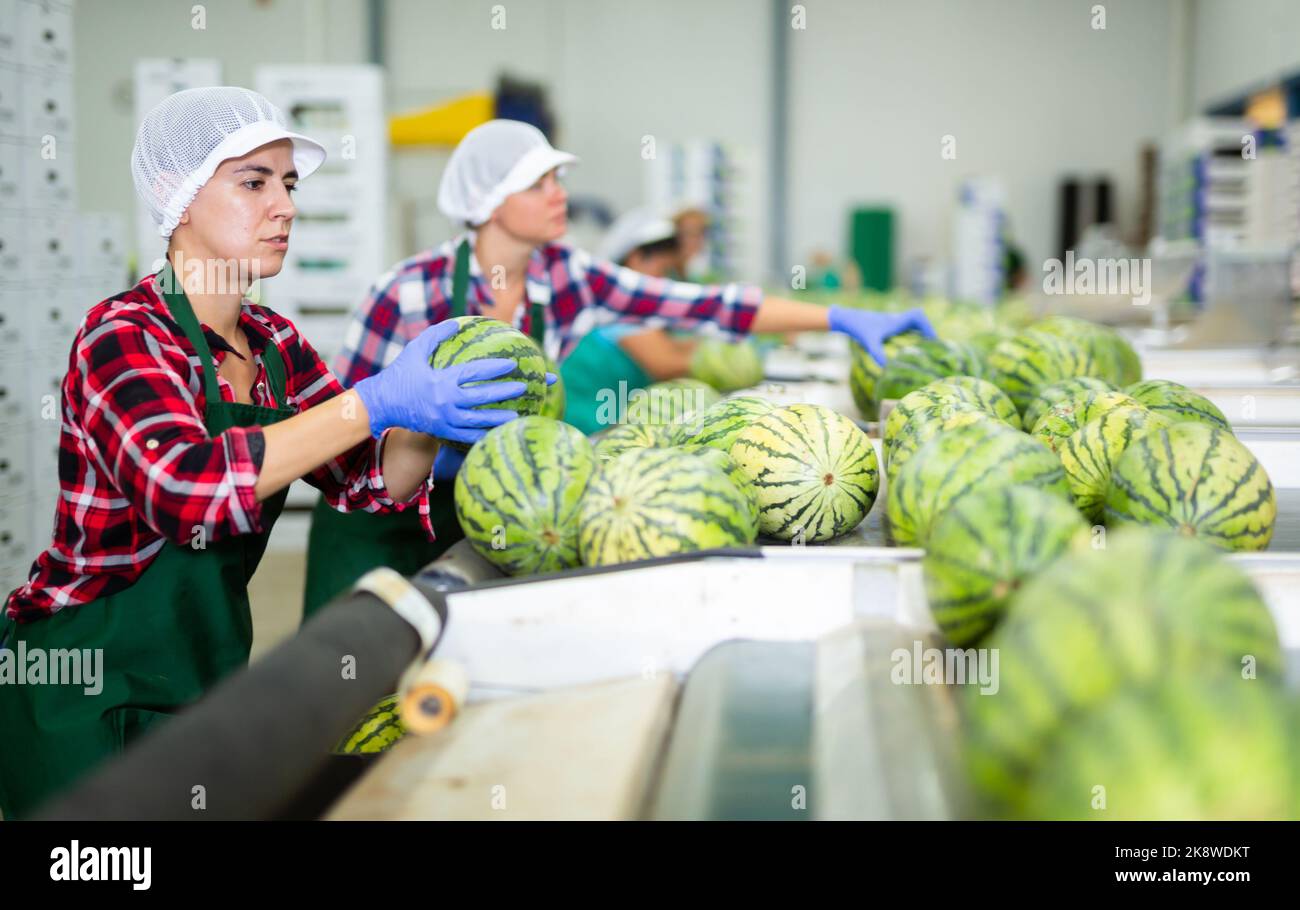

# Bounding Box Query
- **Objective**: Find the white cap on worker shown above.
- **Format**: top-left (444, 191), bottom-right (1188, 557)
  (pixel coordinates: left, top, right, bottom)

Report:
top-left (600, 208), bottom-right (677, 264)
top-left (437, 119), bottom-right (578, 226)
top-left (131, 86), bottom-right (326, 239)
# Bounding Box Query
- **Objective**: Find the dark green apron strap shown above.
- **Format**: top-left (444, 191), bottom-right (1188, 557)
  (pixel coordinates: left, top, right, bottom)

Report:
top-left (261, 337), bottom-right (289, 406)
top-left (529, 301), bottom-right (546, 348)
top-left (450, 239), bottom-right (470, 318)
top-left (159, 261), bottom-right (223, 406)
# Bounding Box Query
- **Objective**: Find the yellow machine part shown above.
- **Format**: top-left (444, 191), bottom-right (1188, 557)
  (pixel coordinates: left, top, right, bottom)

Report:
top-left (389, 91), bottom-right (495, 147)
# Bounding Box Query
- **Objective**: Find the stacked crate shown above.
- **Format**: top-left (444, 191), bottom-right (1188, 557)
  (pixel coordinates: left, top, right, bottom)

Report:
top-left (0, 0), bottom-right (127, 592)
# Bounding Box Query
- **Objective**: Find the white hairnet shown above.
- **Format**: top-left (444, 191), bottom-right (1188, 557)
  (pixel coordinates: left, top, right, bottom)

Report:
top-left (132, 86), bottom-right (326, 239)
top-left (600, 209), bottom-right (676, 264)
top-left (437, 119), bottom-right (578, 226)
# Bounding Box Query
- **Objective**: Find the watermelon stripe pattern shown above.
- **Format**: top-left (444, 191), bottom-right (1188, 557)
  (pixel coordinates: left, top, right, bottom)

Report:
top-left (1058, 405), bottom-right (1169, 522)
top-left (690, 340), bottom-right (764, 392)
top-left (1024, 678), bottom-right (1296, 820)
top-left (592, 422), bottom-right (674, 461)
top-left (985, 329), bottom-right (1101, 415)
top-left (670, 395), bottom-right (775, 450)
top-left (578, 447), bottom-right (757, 565)
top-left (1103, 422), bottom-right (1276, 550)
top-left (963, 528), bottom-right (1282, 815)
top-left (886, 422), bottom-right (1069, 546)
top-left (1029, 390), bottom-right (1142, 453)
top-left (729, 403), bottom-right (879, 542)
top-left (334, 695), bottom-right (407, 754)
top-left (884, 403), bottom-right (992, 481)
top-left (430, 316), bottom-right (549, 451)
top-left (1124, 379), bottom-right (1230, 431)
top-left (877, 338), bottom-right (983, 402)
top-left (1021, 376), bottom-right (1114, 432)
top-left (454, 416), bottom-right (597, 575)
top-left (923, 486), bottom-right (1087, 647)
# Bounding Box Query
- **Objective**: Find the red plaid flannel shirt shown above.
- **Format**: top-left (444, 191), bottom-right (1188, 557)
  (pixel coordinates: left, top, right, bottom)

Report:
top-left (6, 272), bottom-right (429, 622)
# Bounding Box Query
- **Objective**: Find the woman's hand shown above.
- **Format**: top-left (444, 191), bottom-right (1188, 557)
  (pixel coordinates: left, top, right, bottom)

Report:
top-left (353, 321), bottom-right (524, 445)
top-left (827, 306), bottom-right (937, 366)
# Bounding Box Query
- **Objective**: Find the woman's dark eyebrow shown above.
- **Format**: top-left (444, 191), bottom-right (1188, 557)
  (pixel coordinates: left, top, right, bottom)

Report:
top-left (231, 164), bottom-right (300, 180)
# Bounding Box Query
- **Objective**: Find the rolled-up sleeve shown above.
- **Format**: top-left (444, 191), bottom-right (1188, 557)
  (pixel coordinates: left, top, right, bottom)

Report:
top-left (581, 254), bottom-right (762, 336)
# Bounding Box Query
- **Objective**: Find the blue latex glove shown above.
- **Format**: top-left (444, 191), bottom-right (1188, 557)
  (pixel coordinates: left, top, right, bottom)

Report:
top-left (432, 444), bottom-right (466, 481)
top-left (353, 321), bottom-right (524, 445)
top-left (827, 306), bottom-right (937, 367)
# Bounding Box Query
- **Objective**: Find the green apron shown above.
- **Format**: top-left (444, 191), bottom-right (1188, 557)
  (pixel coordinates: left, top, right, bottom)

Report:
top-left (302, 239), bottom-right (548, 617)
top-left (559, 328), bottom-right (653, 435)
top-left (0, 264), bottom-right (294, 819)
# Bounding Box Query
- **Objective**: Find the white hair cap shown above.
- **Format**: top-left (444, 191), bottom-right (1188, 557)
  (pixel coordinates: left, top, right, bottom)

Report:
top-left (437, 119), bottom-right (577, 226)
top-left (600, 208), bottom-right (676, 264)
top-left (131, 86), bottom-right (326, 238)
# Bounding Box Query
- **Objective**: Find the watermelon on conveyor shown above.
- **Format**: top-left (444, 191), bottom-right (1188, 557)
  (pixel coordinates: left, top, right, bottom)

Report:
top-left (1034, 316), bottom-right (1141, 387)
top-left (334, 695), bottom-right (406, 754)
top-left (592, 422), bottom-right (674, 460)
top-left (883, 377), bottom-right (1019, 451)
top-left (670, 395), bottom-right (774, 450)
top-left (876, 338), bottom-right (983, 402)
top-left (1021, 376), bottom-right (1114, 432)
top-left (578, 446), bottom-right (757, 565)
top-left (1057, 405), bottom-right (1170, 523)
top-left (628, 378), bottom-right (722, 427)
top-left (1104, 422), bottom-right (1276, 550)
top-left (964, 527), bottom-right (1283, 816)
top-left (884, 402), bottom-right (994, 481)
top-left (729, 403), bottom-right (879, 543)
top-left (1024, 677), bottom-right (1298, 820)
top-left (674, 444), bottom-right (760, 531)
top-left (454, 416), bottom-right (598, 575)
top-left (886, 421), bottom-right (1069, 547)
top-left (923, 486), bottom-right (1088, 647)
top-left (1124, 378), bottom-right (1231, 431)
top-left (984, 329), bottom-right (1102, 415)
top-left (1029, 390), bottom-right (1143, 453)
top-left (690, 339), bottom-right (764, 392)
top-left (848, 332), bottom-right (922, 420)
top-left (430, 315), bottom-right (549, 450)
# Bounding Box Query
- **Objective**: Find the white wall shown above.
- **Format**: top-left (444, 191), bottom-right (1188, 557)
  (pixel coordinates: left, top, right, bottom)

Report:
top-left (1191, 0), bottom-right (1300, 110)
top-left (73, 0), bottom-right (368, 265)
top-left (786, 0), bottom-right (1180, 286)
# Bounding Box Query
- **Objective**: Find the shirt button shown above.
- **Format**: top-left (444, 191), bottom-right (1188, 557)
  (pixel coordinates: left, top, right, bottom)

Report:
top-left (146, 438), bottom-right (159, 450)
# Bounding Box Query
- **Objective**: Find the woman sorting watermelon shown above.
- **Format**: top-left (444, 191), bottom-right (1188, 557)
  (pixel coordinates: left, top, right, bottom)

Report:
top-left (303, 118), bottom-right (935, 617)
top-left (560, 208), bottom-right (706, 434)
top-left (0, 88), bottom-right (549, 819)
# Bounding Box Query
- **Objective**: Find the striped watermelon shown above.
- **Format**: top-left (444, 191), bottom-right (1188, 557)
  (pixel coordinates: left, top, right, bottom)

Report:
top-left (1104, 422), bottom-right (1276, 550)
top-left (539, 351), bottom-right (565, 420)
top-left (984, 329), bottom-right (1102, 415)
top-left (884, 403), bottom-right (994, 481)
top-left (578, 447), bottom-right (757, 565)
top-left (629, 378), bottom-right (722, 427)
top-left (674, 444), bottom-right (760, 530)
top-left (884, 377), bottom-right (1019, 448)
top-left (592, 422), bottom-right (673, 461)
top-left (1021, 376), bottom-right (1114, 431)
top-left (454, 416), bottom-right (598, 575)
top-left (886, 422), bottom-right (1069, 547)
top-left (335, 694), bottom-right (406, 754)
top-left (690, 339), bottom-right (764, 392)
top-left (670, 395), bottom-right (775, 450)
top-left (1035, 316), bottom-right (1142, 387)
top-left (923, 486), bottom-right (1088, 647)
top-left (1029, 390), bottom-right (1143, 453)
top-left (430, 316), bottom-right (548, 450)
top-left (1057, 406), bottom-right (1170, 523)
top-left (877, 338), bottom-right (983, 402)
top-left (729, 403), bottom-right (879, 542)
top-left (964, 527), bottom-right (1282, 815)
top-left (848, 333), bottom-right (922, 420)
top-left (1124, 378), bottom-right (1230, 431)
top-left (1024, 677), bottom-right (1297, 820)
